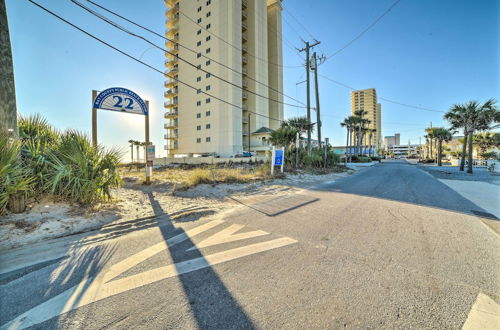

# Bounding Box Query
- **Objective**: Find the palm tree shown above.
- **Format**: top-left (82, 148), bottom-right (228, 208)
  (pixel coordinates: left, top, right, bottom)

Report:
top-left (445, 99), bottom-right (498, 173)
top-left (445, 105), bottom-right (469, 171)
top-left (425, 128), bottom-right (435, 161)
top-left (473, 132), bottom-right (500, 158)
top-left (433, 128), bottom-right (452, 166)
top-left (128, 139), bottom-right (135, 162)
top-left (424, 135), bottom-right (430, 159)
top-left (364, 128), bottom-right (375, 156)
top-left (133, 141), bottom-right (141, 161)
top-left (269, 126), bottom-right (299, 148)
top-left (340, 116), bottom-right (356, 162)
top-left (281, 116), bottom-right (313, 140)
top-left (352, 110), bottom-right (370, 155)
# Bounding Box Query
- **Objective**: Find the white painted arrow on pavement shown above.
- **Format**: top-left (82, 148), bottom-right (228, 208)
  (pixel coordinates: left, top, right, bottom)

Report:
top-left (186, 224), bottom-right (269, 251)
top-left (1, 220), bottom-right (297, 330)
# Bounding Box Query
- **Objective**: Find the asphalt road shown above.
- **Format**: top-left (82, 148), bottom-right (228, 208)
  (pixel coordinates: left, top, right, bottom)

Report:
top-left (1, 160), bottom-right (499, 329)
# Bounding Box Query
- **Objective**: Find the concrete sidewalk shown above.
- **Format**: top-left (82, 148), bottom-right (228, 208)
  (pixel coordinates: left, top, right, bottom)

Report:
top-left (438, 179), bottom-right (500, 219)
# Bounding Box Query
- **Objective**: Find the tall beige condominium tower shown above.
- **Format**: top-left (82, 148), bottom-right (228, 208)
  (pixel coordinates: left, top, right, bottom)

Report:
top-left (164, 0), bottom-right (284, 157)
top-left (350, 88), bottom-right (382, 149)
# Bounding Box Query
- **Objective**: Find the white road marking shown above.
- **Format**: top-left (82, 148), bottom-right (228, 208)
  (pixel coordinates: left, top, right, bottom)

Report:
top-left (1, 221), bottom-right (297, 330)
top-left (186, 224), bottom-right (268, 251)
top-left (462, 293), bottom-right (500, 330)
top-left (102, 219), bottom-right (224, 282)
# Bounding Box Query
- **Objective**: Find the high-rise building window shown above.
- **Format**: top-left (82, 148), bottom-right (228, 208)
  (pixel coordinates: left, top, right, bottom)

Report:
top-left (206, 48), bottom-right (211, 54)
top-left (197, 53), bottom-right (201, 58)
top-left (197, 41), bottom-right (201, 46)
top-left (197, 76), bottom-right (201, 82)
top-left (196, 138), bottom-right (201, 143)
top-left (206, 0), bottom-right (211, 5)
top-left (196, 89), bottom-right (201, 94)
top-left (205, 85), bottom-right (211, 91)
top-left (206, 137), bottom-right (211, 142)
top-left (206, 124), bottom-right (211, 129)
top-left (197, 18), bottom-right (202, 23)
top-left (206, 36), bottom-right (211, 41)
top-left (197, 29), bottom-right (202, 35)
top-left (205, 60), bottom-right (211, 66)
top-left (206, 111), bottom-right (211, 116)
top-left (206, 11), bottom-right (211, 17)
top-left (206, 98), bottom-right (211, 103)
top-left (197, 125), bottom-right (201, 130)
top-left (197, 64), bottom-right (201, 69)
top-left (206, 23), bottom-right (211, 29)
top-left (196, 101), bottom-right (201, 106)
top-left (197, 6), bottom-right (202, 12)
top-left (206, 73), bottom-right (211, 78)
top-left (196, 113), bottom-right (201, 118)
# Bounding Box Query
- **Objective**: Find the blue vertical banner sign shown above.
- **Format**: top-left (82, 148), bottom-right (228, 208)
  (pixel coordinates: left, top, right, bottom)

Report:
top-left (274, 149), bottom-right (283, 165)
top-left (271, 146), bottom-right (285, 174)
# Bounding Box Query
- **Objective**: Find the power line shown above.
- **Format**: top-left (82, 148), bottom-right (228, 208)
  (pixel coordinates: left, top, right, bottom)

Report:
top-left (318, 73), bottom-right (445, 113)
top-left (27, 0), bottom-right (284, 123)
top-left (325, 0), bottom-right (401, 61)
top-left (72, 0), bottom-right (307, 110)
top-left (281, 14), bottom-right (306, 42)
top-left (282, 7), bottom-right (316, 41)
top-left (83, 0), bottom-right (306, 107)
top-left (178, 9), bottom-right (304, 69)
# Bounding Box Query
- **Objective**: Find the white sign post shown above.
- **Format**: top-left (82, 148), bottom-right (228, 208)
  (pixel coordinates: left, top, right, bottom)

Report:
top-left (92, 87), bottom-right (152, 184)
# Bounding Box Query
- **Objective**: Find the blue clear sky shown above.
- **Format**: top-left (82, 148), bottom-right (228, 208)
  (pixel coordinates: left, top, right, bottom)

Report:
top-left (6, 0), bottom-right (499, 158)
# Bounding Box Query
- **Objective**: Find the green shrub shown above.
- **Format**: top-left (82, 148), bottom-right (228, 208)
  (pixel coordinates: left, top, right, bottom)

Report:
top-left (285, 147), bottom-right (340, 169)
top-left (0, 132), bottom-right (34, 214)
top-left (350, 156), bottom-right (371, 163)
top-left (2, 114), bottom-right (124, 212)
top-left (479, 151), bottom-right (498, 160)
top-left (45, 130), bottom-right (122, 204)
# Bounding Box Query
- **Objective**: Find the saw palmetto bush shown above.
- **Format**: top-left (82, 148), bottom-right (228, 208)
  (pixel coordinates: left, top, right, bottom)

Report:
top-left (0, 114), bottom-right (123, 213)
top-left (0, 132), bottom-right (34, 214)
top-left (46, 130), bottom-right (122, 204)
top-left (18, 114), bottom-right (61, 191)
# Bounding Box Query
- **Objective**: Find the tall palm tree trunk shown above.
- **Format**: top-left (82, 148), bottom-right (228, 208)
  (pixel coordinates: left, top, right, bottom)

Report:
top-left (467, 130), bottom-right (474, 174)
top-left (130, 145), bottom-right (134, 162)
top-left (345, 128), bottom-right (349, 164)
top-left (437, 140), bottom-right (442, 166)
top-left (433, 140), bottom-right (437, 162)
top-left (136, 145), bottom-right (140, 161)
top-left (357, 128), bottom-right (361, 155)
top-left (429, 138), bottom-right (433, 160)
top-left (460, 131), bottom-right (467, 171)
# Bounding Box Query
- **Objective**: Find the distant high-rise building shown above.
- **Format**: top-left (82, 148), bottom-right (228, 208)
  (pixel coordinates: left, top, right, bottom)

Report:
top-left (383, 133), bottom-right (401, 150)
top-left (350, 88), bottom-right (382, 149)
top-left (164, 0), bottom-right (284, 157)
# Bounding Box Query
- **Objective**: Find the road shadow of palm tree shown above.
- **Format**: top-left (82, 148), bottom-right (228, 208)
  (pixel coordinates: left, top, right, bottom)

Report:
top-left (145, 191), bottom-right (254, 329)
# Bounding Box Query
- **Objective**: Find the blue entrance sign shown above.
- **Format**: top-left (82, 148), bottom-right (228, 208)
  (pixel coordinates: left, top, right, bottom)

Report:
top-left (93, 87), bottom-right (148, 115)
top-left (274, 149), bottom-right (283, 165)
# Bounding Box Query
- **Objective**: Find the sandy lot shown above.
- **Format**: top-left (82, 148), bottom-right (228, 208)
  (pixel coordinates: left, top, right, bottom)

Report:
top-left (0, 170), bottom-right (351, 250)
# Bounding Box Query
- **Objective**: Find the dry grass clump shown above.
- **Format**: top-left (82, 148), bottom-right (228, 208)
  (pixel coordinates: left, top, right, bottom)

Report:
top-left (119, 163), bottom-right (274, 189)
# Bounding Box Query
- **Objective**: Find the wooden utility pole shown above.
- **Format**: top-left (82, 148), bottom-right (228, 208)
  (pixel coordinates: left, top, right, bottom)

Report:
top-left (312, 52), bottom-right (324, 149)
top-left (298, 40), bottom-right (320, 154)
